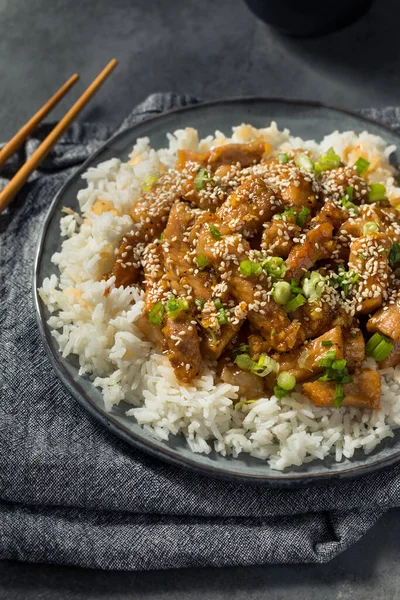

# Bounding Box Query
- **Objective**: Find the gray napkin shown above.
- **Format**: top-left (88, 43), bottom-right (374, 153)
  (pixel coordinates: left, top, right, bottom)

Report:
top-left (2, 93), bottom-right (400, 571)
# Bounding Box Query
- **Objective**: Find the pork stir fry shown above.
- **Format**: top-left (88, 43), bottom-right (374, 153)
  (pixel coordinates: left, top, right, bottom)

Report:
top-left (107, 141), bottom-right (400, 410)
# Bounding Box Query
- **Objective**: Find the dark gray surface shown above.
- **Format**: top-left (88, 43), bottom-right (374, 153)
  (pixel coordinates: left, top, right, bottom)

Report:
top-left (2, 0), bottom-right (400, 596)
top-left (1, 0), bottom-right (400, 140)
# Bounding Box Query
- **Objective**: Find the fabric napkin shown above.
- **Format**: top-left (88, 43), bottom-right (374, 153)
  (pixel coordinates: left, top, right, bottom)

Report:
top-left (2, 93), bottom-right (400, 571)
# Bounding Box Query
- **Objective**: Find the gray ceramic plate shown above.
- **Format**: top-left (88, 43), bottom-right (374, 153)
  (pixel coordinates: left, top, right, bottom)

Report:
top-left (34, 98), bottom-right (400, 485)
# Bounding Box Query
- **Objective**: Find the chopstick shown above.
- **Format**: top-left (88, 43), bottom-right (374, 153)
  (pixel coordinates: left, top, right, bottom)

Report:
top-left (0, 58), bottom-right (118, 214)
top-left (0, 73), bottom-right (79, 169)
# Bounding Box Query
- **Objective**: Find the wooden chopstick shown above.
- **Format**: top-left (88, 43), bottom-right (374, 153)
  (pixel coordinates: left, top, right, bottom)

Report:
top-left (0, 58), bottom-right (118, 214)
top-left (0, 73), bottom-right (79, 169)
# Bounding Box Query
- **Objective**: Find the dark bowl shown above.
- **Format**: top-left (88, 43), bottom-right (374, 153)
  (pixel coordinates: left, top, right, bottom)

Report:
top-left (244, 0), bottom-right (374, 37)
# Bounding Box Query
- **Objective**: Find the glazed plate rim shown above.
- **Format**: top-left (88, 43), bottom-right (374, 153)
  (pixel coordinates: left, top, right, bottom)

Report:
top-left (33, 96), bottom-right (400, 486)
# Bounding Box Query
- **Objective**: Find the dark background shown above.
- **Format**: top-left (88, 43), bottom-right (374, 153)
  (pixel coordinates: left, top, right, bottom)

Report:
top-left (2, 0), bottom-right (400, 597)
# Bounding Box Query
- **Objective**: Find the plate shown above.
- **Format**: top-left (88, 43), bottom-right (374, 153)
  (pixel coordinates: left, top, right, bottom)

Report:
top-left (34, 97), bottom-right (400, 485)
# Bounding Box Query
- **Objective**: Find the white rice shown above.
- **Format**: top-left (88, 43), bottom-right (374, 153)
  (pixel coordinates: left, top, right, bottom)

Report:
top-left (39, 122), bottom-right (400, 470)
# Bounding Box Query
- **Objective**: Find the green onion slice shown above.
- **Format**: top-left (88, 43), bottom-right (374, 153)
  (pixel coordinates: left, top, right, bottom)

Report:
top-left (368, 183), bottom-right (386, 203)
top-left (321, 340), bottom-right (333, 347)
top-left (274, 385), bottom-right (287, 399)
top-left (148, 302), bottom-right (165, 325)
top-left (366, 332), bottom-right (394, 361)
top-left (296, 206), bottom-right (310, 228)
top-left (277, 371), bottom-right (296, 391)
top-left (341, 197), bottom-right (359, 214)
top-left (273, 207), bottom-right (297, 221)
top-left (262, 256), bottom-right (286, 279)
top-left (234, 353), bottom-right (278, 377)
top-left (346, 186), bottom-right (354, 202)
top-left (240, 259), bottom-right (262, 277)
top-left (278, 153), bottom-right (289, 164)
top-left (330, 267), bottom-right (359, 297)
top-left (194, 167), bottom-right (213, 191)
top-left (314, 147), bottom-right (341, 175)
top-left (333, 383), bottom-right (345, 408)
top-left (294, 153), bottom-right (315, 172)
top-left (302, 271), bottom-right (325, 303)
top-left (195, 298), bottom-right (204, 311)
top-left (217, 308), bottom-right (228, 325)
top-left (232, 344), bottom-right (250, 359)
top-left (332, 359), bottom-right (347, 370)
top-left (284, 293), bottom-right (306, 313)
top-left (272, 281), bottom-right (292, 305)
top-left (363, 221), bottom-right (380, 235)
top-left (290, 278), bottom-right (303, 294)
top-left (235, 399), bottom-right (258, 411)
top-left (196, 254), bottom-right (209, 269)
top-left (166, 296), bottom-right (189, 320)
top-left (354, 157), bottom-right (370, 175)
top-left (209, 224), bottom-right (221, 240)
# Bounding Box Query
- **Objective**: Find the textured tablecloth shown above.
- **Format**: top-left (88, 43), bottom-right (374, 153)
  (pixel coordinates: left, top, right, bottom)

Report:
top-left (2, 93), bottom-right (400, 571)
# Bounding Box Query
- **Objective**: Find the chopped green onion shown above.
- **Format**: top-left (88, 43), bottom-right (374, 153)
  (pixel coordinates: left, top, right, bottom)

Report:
top-left (318, 350), bottom-right (352, 394)
top-left (296, 206), bottom-right (310, 228)
top-left (302, 271), bottom-right (325, 303)
top-left (354, 157), bottom-right (370, 175)
top-left (166, 296), bottom-right (189, 320)
top-left (234, 354), bottom-right (254, 371)
top-left (232, 344), bottom-right (250, 359)
top-left (284, 294), bottom-right (306, 313)
top-left (214, 299), bottom-right (227, 325)
top-left (251, 354), bottom-right (279, 377)
top-left (294, 153), bottom-right (314, 172)
top-left (366, 332), bottom-right (394, 361)
top-left (330, 267), bottom-right (359, 297)
top-left (389, 242), bottom-right (400, 266)
top-left (196, 254), bottom-right (209, 269)
top-left (319, 358), bottom-right (334, 368)
top-left (290, 278), bottom-right (303, 294)
top-left (314, 147), bottom-right (341, 175)
top-left (240, 259), bottom-right (262, 277)
top-left (262, 256), bottom-right (286, 279)
top-left (341, 197), bottom-right (359, 214)
top-left (277, 371), bottom-right (296, 391)
top-left (142, 175), bottom-right (158, 192)
top-left (235, 399), bottom-right (258, 411)
top-left (272, 281), bottom-right (292, 305)
top-left (195, 298), bottom-right (204, 311)
top-left (341, 187), bottom-right (358, 213)
top-left (318, 350), bottom-right (337, 368)
top-left (333, 383), bottom-right (345, 408)
top-left (368, 183), bottom-right (386, 203)
top-left (209, 224), bottom-right (221, 240)
top-left (234, 353), bottom-right (278, 377)
top-left (217, 308), bottom-right (228, 325)
top-left (273, 207), bottom-right (297, 221)
top-left (148, 302), bottom-right (165, 325)
top-left (363, 221), bottom-right (380, 235)
top-left (332, 359), bottom-right (347, 370)
top-left (274, 385), bottom-right (287, 399)
top-left (278, 153), bottom-right (289, 164)
top-left (321, 340), bottom-right (333, 347)
top-left (194, 167), bottom-right (212, 191)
